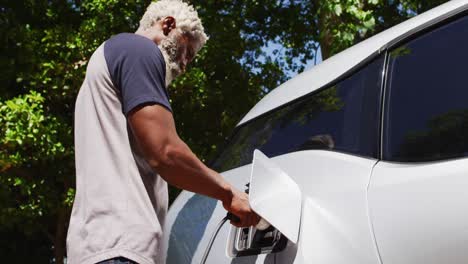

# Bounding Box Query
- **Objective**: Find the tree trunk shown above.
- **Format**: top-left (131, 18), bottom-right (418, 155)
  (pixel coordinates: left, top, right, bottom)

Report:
top-left (320, 40), bottom-right (332, 61)
top-left (54, 207), bottom-right (68, 264)
top-left (317, 5), bottom-right (333, 60)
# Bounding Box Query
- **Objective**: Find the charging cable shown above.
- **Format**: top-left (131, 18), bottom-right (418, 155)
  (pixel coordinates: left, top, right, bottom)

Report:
top-left (199, 213), bottom-right (235, 264)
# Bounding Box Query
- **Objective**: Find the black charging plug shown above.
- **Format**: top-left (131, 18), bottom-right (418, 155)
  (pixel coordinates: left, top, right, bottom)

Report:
top-left (226, 212), bottom-right (241, 223)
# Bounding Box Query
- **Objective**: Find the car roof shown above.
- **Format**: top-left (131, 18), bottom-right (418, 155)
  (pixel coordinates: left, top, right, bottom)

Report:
top-left (238, 0), bottom-right (468, 126)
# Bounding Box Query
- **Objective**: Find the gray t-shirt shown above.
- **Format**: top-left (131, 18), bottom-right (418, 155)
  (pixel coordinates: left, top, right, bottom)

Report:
top-left (67, 33), bottom-right (170, 264)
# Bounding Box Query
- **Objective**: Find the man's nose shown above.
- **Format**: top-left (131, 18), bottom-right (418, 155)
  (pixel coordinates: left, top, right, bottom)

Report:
top-left (180, 59), bottom-right (187, 72)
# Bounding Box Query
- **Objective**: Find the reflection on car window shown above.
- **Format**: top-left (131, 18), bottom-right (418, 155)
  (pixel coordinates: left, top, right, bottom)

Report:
top-left (212, 56), bottom-right (384, 172)
top-left (384, 15), bottom-right (468, 162)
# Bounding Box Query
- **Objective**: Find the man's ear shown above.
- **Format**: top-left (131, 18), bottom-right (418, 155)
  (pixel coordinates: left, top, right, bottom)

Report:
top-left (162, 16), bottom-right (176, 36)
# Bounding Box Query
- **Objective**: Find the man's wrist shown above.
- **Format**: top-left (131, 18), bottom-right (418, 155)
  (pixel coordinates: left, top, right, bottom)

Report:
top-left (219, 182), bottom-right (234, 206)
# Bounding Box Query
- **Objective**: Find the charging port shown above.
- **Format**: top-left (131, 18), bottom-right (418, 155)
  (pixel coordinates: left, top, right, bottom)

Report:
top-left (229, 225), bottom-right (288, 257)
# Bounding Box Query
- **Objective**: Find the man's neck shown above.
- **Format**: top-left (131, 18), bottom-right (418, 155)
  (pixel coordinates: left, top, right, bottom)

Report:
top-left (135, 28), bottom-right (164, 45)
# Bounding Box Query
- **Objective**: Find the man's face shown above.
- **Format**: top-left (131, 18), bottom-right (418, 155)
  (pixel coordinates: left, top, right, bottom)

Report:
top-left (158, 30), bottom-right (197, 87)
top-left (175, 32), bottom-right (197, 72)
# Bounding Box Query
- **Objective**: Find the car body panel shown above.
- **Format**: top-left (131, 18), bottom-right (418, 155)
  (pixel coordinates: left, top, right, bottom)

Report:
top-left (274, 151), bottom-right (380, 264)
top-left (164, 151), bottom-right (380, 264)
top-left (368, 159), bottom-right (468, 264)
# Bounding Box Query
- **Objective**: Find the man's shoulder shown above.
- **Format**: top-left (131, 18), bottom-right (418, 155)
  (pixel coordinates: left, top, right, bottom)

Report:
top-left (104, 33), bottom-right (163, 61)
top-left (107, 33), bottom-right (154, 47)
top-left (102, 32), bottom-right (168, 113)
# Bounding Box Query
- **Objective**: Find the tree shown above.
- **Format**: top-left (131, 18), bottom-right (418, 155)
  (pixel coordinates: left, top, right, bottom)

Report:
top-left (0, 0), bottom-right (449, 262)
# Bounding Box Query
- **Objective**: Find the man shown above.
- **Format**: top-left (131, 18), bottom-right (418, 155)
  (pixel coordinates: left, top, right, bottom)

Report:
top-left (66, 1), bottom-right (260, 263)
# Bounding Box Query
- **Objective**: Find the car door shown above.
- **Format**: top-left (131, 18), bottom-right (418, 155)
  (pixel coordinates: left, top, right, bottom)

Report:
top-left (368, 14), bottom-right (468, 264)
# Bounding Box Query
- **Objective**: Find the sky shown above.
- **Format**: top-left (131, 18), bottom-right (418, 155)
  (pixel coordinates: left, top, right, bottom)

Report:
top-left (262, 41), bottom-right (323, 80)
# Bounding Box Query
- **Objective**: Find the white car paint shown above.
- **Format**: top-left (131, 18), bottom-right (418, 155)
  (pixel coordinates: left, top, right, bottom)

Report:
top-left (249, 150), bottom-right (302, 244)
top-left (369, 159), bottom-right (468, 264)
top-left (239, 0), bottom-right (468, 125)
top-left (164, 151), bottom-right (380, 264)
top-left (273, 151), bottom-right (380, 264)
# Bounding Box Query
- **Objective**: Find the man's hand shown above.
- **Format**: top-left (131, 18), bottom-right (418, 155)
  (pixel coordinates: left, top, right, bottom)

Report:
top-left (222, 188), bottom-right (260, 228)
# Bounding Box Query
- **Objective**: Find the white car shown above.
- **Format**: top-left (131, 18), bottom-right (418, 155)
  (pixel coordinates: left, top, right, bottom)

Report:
top-left (163, 0), bottom-right (468, 263)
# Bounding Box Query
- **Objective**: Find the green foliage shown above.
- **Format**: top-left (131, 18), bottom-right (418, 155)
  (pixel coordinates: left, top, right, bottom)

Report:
top-left (0, 90), bottom-right (72, 239)
top-left (0, 91), bottom-right (68, 169)
top-left (0, 0), bottom-right (450, 262)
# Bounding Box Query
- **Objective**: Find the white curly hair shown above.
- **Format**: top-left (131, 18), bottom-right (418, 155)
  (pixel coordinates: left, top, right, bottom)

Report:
top-left (139, 0), bottom-right (208, 51)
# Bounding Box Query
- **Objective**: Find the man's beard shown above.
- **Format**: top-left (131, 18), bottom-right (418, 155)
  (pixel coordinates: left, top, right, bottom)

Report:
top-left (158, 33), bottom-right (183, 87)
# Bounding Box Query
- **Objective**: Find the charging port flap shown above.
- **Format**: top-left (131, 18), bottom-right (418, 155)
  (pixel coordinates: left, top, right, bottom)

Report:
top-left (249, 150), bottom-right (302, 244)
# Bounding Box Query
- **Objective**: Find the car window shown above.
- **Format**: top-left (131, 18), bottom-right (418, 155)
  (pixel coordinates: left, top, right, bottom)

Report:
top-left (212, 56), bottom-right (384, 172)
top-left (383, 15), bottom-right (468, 162)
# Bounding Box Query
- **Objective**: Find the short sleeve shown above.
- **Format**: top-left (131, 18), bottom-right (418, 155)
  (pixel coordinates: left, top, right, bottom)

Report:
top-left (104, 33), bottom-right (171, 116)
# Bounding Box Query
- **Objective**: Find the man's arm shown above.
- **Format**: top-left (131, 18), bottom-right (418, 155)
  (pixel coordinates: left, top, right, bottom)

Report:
top-left (128, 103), bottom-right (259, 227)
